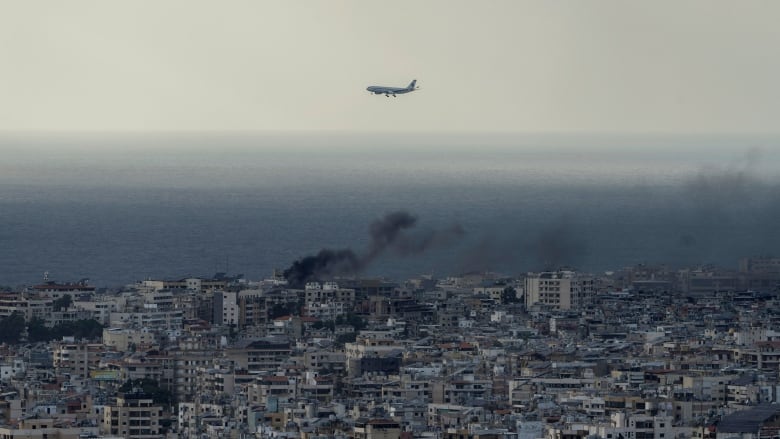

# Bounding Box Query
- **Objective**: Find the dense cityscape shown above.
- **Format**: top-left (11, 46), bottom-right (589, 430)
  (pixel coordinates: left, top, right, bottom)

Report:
top-left (0, 256), bottom-right (779, 438)
top-left (4, 1), bottom-right (780, 439)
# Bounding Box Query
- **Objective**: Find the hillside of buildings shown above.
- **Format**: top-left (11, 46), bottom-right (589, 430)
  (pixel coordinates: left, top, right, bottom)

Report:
top-left (0, 257), bottom-right (779, 438)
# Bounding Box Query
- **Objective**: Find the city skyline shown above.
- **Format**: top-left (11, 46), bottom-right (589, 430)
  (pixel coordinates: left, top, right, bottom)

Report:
top-left (2, 4), bottom-right (780, 439)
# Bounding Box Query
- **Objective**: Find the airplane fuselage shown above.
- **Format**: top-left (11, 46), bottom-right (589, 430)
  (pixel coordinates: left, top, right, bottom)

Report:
top-left (366, 86), bottom-right (413, 95)
top-left (366, 80), bottom-right (418, 97)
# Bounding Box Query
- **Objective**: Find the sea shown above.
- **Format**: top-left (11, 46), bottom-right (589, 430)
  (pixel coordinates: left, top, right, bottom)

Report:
top-left (1, 131), bottom-right (779, 288)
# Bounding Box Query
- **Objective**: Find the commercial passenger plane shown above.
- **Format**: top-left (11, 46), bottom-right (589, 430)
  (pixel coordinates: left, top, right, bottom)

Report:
top-left (366, 80), bottom-right (418, 97)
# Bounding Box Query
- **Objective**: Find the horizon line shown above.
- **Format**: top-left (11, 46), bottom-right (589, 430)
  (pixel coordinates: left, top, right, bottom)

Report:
top-left (2, 129), bottom-right (780, 138)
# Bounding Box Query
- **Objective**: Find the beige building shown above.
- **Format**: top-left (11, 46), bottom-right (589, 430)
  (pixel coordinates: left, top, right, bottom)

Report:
top-left (53, 342), bottom-right (104, 378)
top-left (172, 349), bottom-right (216, 401)
top-left (102, 328), bottom-right (156, 352)
top-left (0, 294), bottom-right (52, 321)
top-left (525, 271), bottom-right (595, 310)
top-left (138, 277), bottom-right (228, 293)
top-left (238, 289), bottom-right (269, 330)
top-left (102, 392), bottom-right (163, 438)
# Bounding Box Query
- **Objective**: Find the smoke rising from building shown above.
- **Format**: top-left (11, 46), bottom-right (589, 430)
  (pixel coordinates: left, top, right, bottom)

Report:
top-left (282, 249), bottom-right (362, 289)
top-left (283, 211), bottom-right (464, 287)
top-left (364, 211), bottom-right (419, 261)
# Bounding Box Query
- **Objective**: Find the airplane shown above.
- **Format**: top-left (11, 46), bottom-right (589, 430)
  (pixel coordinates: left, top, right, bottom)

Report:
top-left (366, 79), bottom-right (418, 97)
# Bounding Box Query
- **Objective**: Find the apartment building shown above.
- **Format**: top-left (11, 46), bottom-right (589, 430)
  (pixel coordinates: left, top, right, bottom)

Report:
top-left (525, 271), bottom-right (595, 310)
top-left (224, 337), bottom-right (292, 373)
top-left (102, 392), bottom-right (163, 438)
top-left (52, 342), bottom-right (103, 378)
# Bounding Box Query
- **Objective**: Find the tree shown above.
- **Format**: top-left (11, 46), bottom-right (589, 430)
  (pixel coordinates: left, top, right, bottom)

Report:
top-left (501, 287), bottom-right (522, 304)
top-left (312, 320), bottom-right (335, 331)
top-left (0, 312), bottom-right (25, 344)
top-left (27, 317), bottom-right (51, 342)
top-left (345, 313), bottom-right (367, 331)
top-left (119, 378), bottom-right (174, 406)
top-left (335, 332), bottom-right (357, 346)
top-left (26, 319), bottom-right (104, 343)
top-left (52, 294), bottom-right (72, 311)
top-left (269, 302), bottom-right (299, 319)
top-left (51, 319), bottom-right (103, 340)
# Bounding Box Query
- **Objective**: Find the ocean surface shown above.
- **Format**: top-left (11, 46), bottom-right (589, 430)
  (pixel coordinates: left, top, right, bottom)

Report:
top-left (1, 132), bottom-right (779, 287)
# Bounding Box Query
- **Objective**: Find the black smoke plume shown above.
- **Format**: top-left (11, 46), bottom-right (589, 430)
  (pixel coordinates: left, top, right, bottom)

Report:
top-left (364, 211), bottom-right (419, 261)
top-left (283, 249), bottom-right (362, 289)
top-left (392, 223), bottom-right (466, 256)
top-left (283, 211), bottom-right (464, 288)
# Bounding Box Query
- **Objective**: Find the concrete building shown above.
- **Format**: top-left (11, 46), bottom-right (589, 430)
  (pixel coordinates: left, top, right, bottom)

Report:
top-left (0, 418), bottom-right (99, 439)
top-left (525, 271), bottom-right (595, 310)
top-left (52, 342), bottom-right (103, 378)
top-left (0, 294), bottom-right (53, 320)
top-left (224, 337), bottom-right (292, 373)
top-left (213, 291), bottom-right (239, 326)
top-left (102, 392), bottom-right (163, 438)
top-left (354, 418), bottom-right (401, 439)
top-left (102, 327), bottom-right (157, 352)
top-left (716, 405), bottom-right (780, 439)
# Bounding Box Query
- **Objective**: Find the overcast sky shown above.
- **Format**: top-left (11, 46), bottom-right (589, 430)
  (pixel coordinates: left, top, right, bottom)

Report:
top-left (1, 1), bottom-right (779, 134)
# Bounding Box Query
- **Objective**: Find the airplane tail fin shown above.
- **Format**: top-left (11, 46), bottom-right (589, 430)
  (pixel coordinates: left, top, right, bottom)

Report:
top-left (408, 79), bottom-right (417, 90)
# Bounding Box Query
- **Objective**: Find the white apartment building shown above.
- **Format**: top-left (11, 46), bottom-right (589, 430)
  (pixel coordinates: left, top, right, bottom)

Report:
top-left (0, 294), bottom-right (52, 320)
top-left (213, 291), bottom-right (239, 326)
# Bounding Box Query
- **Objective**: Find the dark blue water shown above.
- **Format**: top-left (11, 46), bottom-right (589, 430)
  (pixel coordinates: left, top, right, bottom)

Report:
top-left (1, 132), bottom-right (779, 287)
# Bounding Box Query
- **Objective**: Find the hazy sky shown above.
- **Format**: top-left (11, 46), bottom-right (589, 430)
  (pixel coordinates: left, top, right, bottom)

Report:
top-left (2, 1), bottom-right (779, 134)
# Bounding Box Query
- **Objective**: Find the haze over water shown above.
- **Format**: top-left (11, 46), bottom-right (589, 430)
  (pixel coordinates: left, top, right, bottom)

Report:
top-left (1, 132), bottom-right (779, 287)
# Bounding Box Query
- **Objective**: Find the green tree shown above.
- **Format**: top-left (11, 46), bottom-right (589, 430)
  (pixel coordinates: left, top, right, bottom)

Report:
top-left (52, 294), bottom-right (72, 311)
top-left (312, 320), bottom-right (336, 331)
top-left (119, 378), bottom-right (174, 406)
top-left (334, 313), bottom-right (366, 331)
top-left (27, 319), bottom-right (104, 342)
top-left (27, 317), bottom-right (51, 342)
top-left (501, 287), bottom-right (522, 304)
top-left (70, 319), bottom-right (104, 339)
top-left (269, 302), bottom-right (299, 319)
top-left (345, 313), bottom-right (367, 331)
top-left (335, 332), bottom-right (357, 346)
top-left (0, 312), bottom-right (25, 344)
